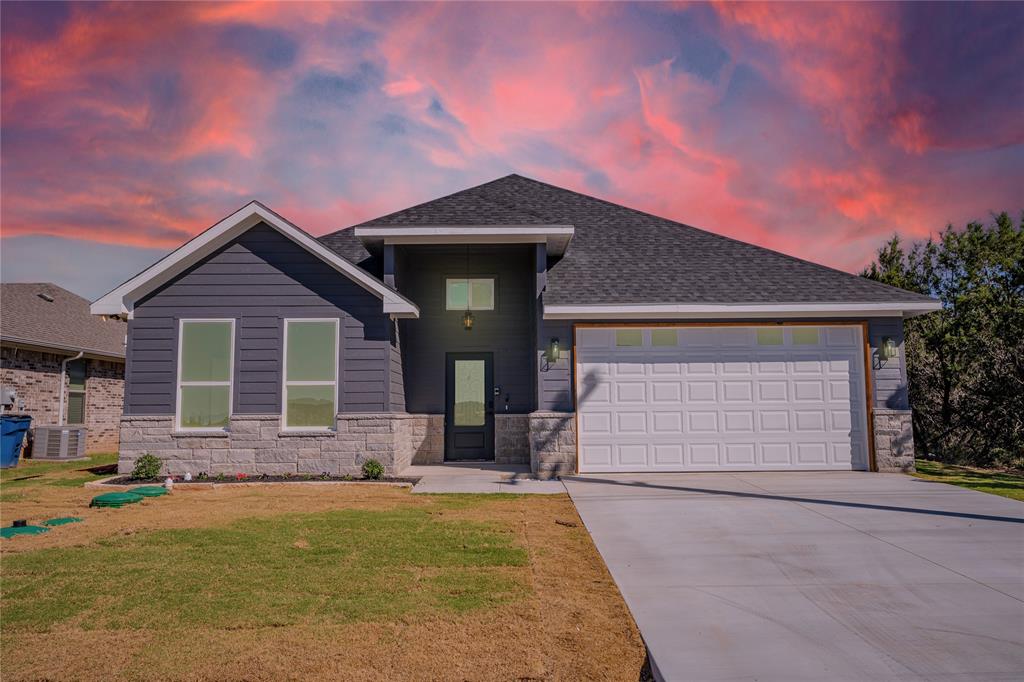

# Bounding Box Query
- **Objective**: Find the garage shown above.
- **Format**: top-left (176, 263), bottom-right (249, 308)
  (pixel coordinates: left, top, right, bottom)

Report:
top-left (575, 325), bottom-right (870, 472)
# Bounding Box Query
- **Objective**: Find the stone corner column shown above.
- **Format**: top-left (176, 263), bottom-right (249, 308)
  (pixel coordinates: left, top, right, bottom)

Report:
top-left (872, 409), bottom-right (916, 473)
top-left (528, 411), bottom-right (576, 480)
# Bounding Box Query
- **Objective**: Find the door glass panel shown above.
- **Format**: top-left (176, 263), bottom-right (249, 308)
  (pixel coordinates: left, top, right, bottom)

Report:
top-left (756, 328), bottom-right (784, 345)
top-left (286, 385), bottom-right (336, 428)
top-left (179, 386), bottom-right (230, 428)
top-left (180, 322), bottom-right (231, 381)
top-left (792, 327), bottom-right (820, 345)
top-left (615, 329), bottom-right (643, 346)
top-left (651, 329), bottom-right (678, 347)
top-left (286, 321), bottom-right (336, 381)
top-left (453, 360), bottom-right (485, 426)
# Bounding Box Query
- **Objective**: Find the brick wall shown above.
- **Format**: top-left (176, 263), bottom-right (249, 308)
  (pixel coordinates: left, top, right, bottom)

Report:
top-left (0, 345), bottom-right (124, 453)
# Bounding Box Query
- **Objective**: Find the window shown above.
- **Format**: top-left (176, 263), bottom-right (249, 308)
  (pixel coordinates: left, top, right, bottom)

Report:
top-left (446, 278), bottom-right (494, 310)
top-left (651, 329), bottom-right (678, 347)
top-left (66, 359), bottom-right (86, 424)
top-left (177, 320), bottom-right (233, 430)
top-left (615, 329), bottom-right (643, 346)
top-left (792, 327), bottom-right (820, 345)
top-left (756, 328), bottom-right (784, 346)
top-left (284, 319), bottom-right (338, 429)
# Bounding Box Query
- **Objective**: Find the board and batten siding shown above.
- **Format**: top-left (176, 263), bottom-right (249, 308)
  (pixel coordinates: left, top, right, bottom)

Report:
top-left (124, 223), bottom-right (395, 416)
top-left (535, 317), bottom-right (910, 413)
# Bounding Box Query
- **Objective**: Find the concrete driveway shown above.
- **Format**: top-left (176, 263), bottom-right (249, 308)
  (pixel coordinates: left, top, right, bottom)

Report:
top-left (563, 472), bottom-right (1024, 681)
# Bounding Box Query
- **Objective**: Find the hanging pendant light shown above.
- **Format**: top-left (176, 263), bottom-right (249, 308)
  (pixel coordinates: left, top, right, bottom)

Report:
top-left (463, 310), bottom-right (474, 331)
top-left (461, 244), bottom-right (474, 331)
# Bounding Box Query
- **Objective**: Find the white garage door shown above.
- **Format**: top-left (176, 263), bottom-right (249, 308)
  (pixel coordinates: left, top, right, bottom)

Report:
top-left (576, 325), bottom-right (870, 472)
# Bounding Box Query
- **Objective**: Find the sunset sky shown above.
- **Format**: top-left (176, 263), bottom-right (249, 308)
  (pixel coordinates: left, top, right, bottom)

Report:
top-left (2, 1), bottom-right (1022, 298)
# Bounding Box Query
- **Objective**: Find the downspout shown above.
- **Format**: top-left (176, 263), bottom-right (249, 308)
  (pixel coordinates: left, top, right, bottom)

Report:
top-left (57, 351), bottom-right (84, 425)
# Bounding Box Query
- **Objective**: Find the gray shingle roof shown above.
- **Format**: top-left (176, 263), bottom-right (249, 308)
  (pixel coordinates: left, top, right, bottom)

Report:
top-left (320, 174), bottom-right (935, 306)
top-left (1, 283), bottom-right (126, 359)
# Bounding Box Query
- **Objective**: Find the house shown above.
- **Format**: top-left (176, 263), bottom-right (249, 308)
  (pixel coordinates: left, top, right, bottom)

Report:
top-left (1, 283), bottom-right (127, 452)
top-left (91, 175), bottom-right (940, 477)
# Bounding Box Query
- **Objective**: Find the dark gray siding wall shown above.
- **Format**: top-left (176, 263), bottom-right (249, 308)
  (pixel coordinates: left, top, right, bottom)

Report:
top-left (866, 317), bottom-right (909, 409)
top-left (125, 223), bottom-right (393, 416)
top-left (396, 245), bottom-right (536, 413)
top-left (534, 316), bottom-right (910, 412)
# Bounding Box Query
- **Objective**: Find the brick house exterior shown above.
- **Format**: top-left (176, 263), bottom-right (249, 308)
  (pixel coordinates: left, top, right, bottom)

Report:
top-left (1, 283), bottom-right (126, 454)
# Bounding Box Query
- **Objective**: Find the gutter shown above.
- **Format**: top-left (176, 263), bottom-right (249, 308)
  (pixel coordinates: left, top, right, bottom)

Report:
top-left (57, 351), bottom-right (84, 426)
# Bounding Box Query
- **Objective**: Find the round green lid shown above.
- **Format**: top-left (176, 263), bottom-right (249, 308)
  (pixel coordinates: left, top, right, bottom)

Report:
top-left (1, 525), bottom-right (50, 538)
top-left (130, 486), bottom-right (168, 497)
top-left (90, 492), bottom-right (144, 508)
top-left (43, 517), bottom-right (83, 526)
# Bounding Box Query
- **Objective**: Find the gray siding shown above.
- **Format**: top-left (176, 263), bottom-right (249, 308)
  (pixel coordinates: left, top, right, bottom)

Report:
top-left (534, 316), bottom-right (910, 412)
top-left (396, 245), bottom-right (536, 413)
top-left (125, 223), bottom-right (392, 416)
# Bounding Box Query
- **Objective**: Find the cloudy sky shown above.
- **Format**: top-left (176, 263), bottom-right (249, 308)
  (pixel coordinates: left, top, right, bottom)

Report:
top-left (2, 1), bottom-right (1022, 299)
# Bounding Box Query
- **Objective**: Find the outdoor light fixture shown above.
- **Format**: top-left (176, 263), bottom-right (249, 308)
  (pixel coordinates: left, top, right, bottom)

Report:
top-left (462, 310), bottom-right (474, 331)
top-left (880, 336), bottom-right (897, 361)
top-left (548, 337), bottom-right (560, 362)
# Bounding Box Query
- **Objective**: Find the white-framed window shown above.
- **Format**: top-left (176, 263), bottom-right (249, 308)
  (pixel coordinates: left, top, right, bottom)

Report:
top-left (176, 319), bottom-right (234, 431)
top-left (446, 278), bottom-right (494, 310)
top-left (615, 329), bottom-right (643, 347)
top-left (756, 328), bottom-right (784, 346)
top-left (282, 319), bottom-right (339, 430)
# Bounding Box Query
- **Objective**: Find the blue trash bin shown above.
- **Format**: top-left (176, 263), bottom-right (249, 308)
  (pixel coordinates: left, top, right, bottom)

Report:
top-left (1, 416), bottom-right (32, 468)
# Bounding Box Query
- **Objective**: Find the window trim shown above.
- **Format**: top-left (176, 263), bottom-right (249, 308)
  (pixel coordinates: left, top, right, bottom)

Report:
top-left (445, 277), bottom-right (496, 311)
top-left (282, 318), bottom-right (340, 432)
top-left (175, 318), bottom-right (235, 432)
top-left (66, 358), bottom-right (87, 425)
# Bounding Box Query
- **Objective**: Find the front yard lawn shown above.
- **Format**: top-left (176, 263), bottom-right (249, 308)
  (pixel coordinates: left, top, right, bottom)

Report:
top-left (0, 461), bottom-right (644, 681)
top-left (913, 459), bottom-right (1024, 501)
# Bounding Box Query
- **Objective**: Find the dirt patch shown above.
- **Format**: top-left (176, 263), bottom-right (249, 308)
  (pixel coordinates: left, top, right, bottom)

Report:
top-left (104, 474), bottom-right (421, 485)
top-left (0, 484), bottom-right (645, 680)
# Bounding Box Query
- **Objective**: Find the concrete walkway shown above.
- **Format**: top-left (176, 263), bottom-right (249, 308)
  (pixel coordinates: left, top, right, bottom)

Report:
top-left (564, 472), bottom-right (1024, 682)
top-left (405, 463), bottom-right (566, 494)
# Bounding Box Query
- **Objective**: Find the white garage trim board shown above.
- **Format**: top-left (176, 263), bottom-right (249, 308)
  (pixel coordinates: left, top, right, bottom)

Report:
top-left (573, 323), bottom-right (874, 473)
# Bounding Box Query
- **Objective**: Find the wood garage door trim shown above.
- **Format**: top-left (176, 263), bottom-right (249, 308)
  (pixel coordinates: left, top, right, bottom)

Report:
top-left (571, 321), bottom-right (876, 473)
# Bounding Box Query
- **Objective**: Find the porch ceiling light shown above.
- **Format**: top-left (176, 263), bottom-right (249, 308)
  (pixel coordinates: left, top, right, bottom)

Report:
top-left (462, 310), bottom-right (474, 331)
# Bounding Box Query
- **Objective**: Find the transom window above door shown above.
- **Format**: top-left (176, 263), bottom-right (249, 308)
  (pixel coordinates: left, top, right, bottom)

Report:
top-left (446, 278), bottom-right (494, 310)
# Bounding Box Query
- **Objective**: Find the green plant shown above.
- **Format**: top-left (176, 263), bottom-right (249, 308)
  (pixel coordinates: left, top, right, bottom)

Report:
top-left (131, 454), bottom-right (163, 480)
top-left (361, 458), bottom-right (384, 480)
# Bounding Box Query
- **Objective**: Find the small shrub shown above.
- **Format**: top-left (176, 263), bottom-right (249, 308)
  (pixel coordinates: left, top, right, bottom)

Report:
top-left (197, 472), bottom-right (208, 480)
top-left (361, 458), bottom-right (384, 480)
top-left (131, 453), bottom-right (162, 480)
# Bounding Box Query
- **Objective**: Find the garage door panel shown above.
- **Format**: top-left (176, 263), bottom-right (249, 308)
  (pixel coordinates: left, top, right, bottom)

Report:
top-left (576, 325), bottom-right (870, 473)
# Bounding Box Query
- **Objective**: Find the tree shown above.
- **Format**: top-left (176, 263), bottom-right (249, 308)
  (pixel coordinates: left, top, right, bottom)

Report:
top-left (862, 213), bottom-right (1024, 468)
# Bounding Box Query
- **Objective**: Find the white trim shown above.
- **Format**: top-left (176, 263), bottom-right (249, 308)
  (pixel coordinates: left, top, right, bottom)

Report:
top-left (544, 301), bottom-right (942, 320)
top-left (445, 278), bottom-right (495, 311)
top-left (281, 318), bottom-right (340, 431)
top-left (90, 202), bottom-right (419, 318)
top-left (175, 319), bottom-right (235, 432)
top-left (354, 224), bottom-right (575, 256)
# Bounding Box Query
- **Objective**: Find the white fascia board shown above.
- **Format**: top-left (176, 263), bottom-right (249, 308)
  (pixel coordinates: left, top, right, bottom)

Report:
top-left (543, 301), bottom-right (943, 320)
top-left (90, 202), bottom-right (419, 318)
top-left (354, 225), bottom-right (575, 255)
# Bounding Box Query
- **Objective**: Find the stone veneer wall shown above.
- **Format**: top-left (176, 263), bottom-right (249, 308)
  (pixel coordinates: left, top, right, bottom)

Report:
top-left (529, 411), bottom-right (576, 479)
top-left (873, 408), bottom-right (915, 472)
top-left (1, 346), bottom-right (124, 453)
top-left (406, 415), bottom-right (444, 465)
top-left (119, 413), bottom-right (428, 476)
top-left (495, 414), bottom-right (530, 465)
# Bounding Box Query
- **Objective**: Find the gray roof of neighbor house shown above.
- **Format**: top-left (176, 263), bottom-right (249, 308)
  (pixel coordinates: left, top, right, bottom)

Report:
top-left (1, 283), bottom-right (126, 359)
top-left (319, 174), bottom-right (936, 306)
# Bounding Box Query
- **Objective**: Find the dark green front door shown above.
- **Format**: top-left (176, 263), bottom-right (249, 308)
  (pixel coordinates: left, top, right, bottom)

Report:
top-left (444, 353), bottom-right (494, 461)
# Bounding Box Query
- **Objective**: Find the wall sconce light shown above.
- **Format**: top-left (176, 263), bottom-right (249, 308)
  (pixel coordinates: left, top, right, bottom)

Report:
top-left (548, 337), bottom-right (560, 362)
top-left (880, 336), bottom-right (897, 361)
top-left (462, 310), bottom-right (474, 331)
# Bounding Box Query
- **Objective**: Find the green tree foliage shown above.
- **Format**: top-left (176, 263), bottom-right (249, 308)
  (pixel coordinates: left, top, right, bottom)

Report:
top-left (862, 213), bottom-right (1024, 467)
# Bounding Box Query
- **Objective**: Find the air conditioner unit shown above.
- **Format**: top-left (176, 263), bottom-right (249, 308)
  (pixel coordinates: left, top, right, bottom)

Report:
top-left (32, 425), bottom-right (87, 460)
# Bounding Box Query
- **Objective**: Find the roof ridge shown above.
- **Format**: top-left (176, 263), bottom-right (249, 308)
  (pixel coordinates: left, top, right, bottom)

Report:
top-left (500, 174), bottom-right (934, 302)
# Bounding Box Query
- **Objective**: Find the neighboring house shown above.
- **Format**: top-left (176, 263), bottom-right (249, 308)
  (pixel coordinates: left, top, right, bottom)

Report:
top-left (91, 175), bottom-right (940, 477)
top-left (1, 283), bottom-right (127, 452)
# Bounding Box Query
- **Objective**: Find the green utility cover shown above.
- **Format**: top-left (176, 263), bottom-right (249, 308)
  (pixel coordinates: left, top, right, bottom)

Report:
top-left (131, 486), bottom-right (168, 497)
top-left (43, 517), bottom-right (83, 526)
top-left (1, 525), bottom-right (49, 538)
top-left (90, 492), bottom-right (144, 508)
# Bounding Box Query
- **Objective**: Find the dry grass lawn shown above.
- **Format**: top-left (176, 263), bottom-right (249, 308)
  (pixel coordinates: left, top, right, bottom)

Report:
top-left (1, 459), bottom-right (645, 681)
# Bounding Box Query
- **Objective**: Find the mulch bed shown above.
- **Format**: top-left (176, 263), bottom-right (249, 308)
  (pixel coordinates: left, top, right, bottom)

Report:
top-left (103, 474), bottom-right (421, 486)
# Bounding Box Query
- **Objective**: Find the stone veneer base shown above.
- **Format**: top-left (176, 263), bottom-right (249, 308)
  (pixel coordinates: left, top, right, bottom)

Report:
top-left (529, 411), bottom-right (576, 479)
top-left (873, 408), bottom-right (916, 472)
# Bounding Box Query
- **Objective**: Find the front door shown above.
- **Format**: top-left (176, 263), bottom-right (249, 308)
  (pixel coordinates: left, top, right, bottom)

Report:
top-left (445, 353), bottom-right (494, 461)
